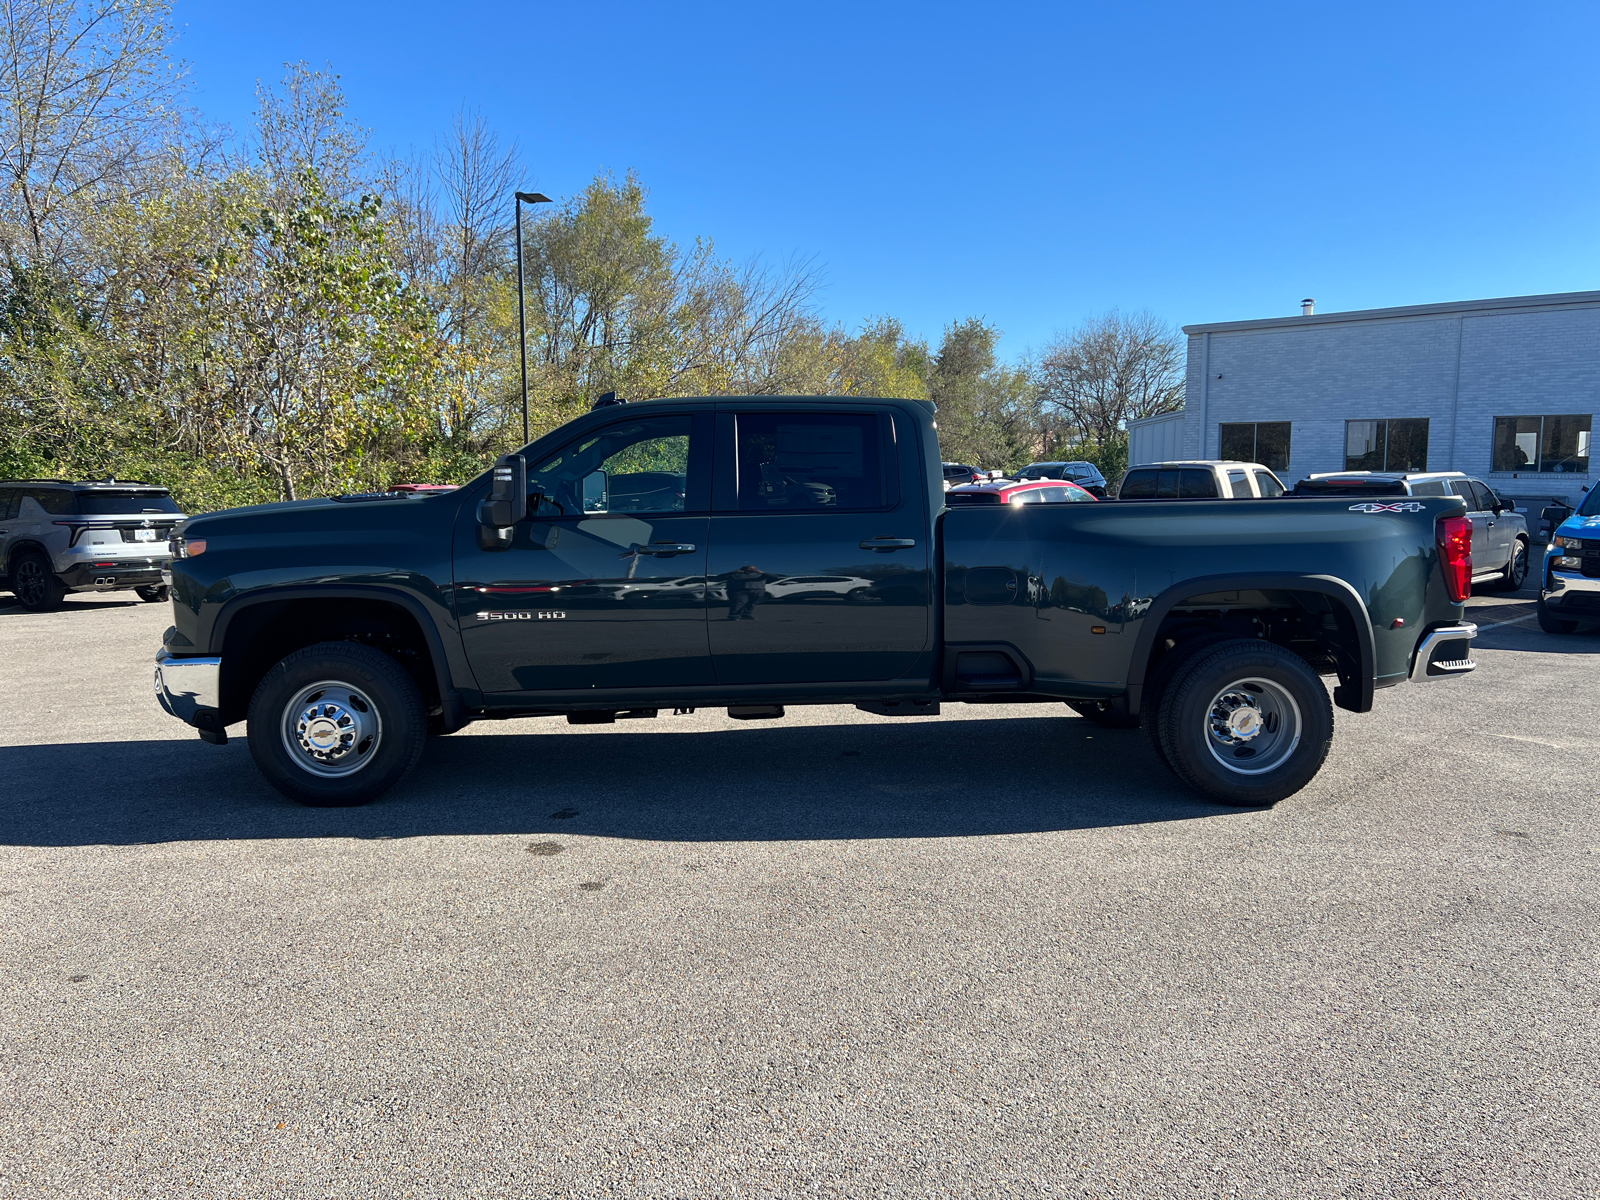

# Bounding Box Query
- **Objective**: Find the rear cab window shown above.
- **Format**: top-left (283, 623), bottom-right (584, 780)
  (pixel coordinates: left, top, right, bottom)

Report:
top-left (733, 412), bottom-right (893, 511)
top-left (1118, 469), bottom-right (1157, 498)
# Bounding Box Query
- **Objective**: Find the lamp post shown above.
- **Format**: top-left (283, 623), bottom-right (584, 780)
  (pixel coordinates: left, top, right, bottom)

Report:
top-left (514, 190), bottom-right (552, 445)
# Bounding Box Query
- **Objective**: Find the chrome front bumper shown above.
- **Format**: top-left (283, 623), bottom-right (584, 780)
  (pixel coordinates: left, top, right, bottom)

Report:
top-left (154, 648), bottom-right (222, 724)
top-left (1409, 622), bottom-right (1477, 683)
top-left (1542, 567), bottom-right (1600, 611)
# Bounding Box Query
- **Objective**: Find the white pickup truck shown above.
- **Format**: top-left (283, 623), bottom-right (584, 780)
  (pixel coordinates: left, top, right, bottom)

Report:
top-left (1115, 460), bottom-right (1288, 500)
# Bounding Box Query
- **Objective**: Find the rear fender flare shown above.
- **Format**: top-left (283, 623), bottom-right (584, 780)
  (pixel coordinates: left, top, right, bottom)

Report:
top-left (1124, 573), bottom-right (1375, 716)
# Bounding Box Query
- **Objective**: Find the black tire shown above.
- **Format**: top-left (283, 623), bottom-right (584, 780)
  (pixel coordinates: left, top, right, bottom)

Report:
top-left (1139, 634), bottom-right (1232, 771)
top-left (1536, 597), bottom-right (1579, 635)
top-left (247, 641), bottom-right (427, 807)
top-left (9, 551), bottom-right (66, 612)
top-left (1156, 638), bottom-right (1333, 807)
top-left (1493, 539), bottom-right (1528, 592)
top-left (135, 585), bottom-right (170, 603)
top-left (1066, 697), bottom-right (1140, 729)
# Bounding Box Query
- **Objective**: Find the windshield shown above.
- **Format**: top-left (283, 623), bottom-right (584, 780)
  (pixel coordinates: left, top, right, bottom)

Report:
top-left (75, 492), bottom-right (181, 515)
top-left (1578, 485), bottom-right (1600, 517)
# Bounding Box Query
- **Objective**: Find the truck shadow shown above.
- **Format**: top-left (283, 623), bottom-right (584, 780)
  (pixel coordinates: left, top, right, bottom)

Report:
top-left (0, 716), bottom-right (1241, 848)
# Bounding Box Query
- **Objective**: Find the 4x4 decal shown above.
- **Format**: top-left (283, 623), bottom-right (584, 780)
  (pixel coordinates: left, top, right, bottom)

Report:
top-left (1349, 501), bottom-right (1427, 513)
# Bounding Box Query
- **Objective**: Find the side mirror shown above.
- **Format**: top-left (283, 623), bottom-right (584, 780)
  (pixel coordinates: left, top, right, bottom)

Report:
top-left (476, 454), bottom-right (526, 549)
top-left (581, 469), bottom-right (608, 512)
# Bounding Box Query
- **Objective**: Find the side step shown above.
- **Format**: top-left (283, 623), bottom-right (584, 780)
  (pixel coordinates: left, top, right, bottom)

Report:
top-left (727, 705), bottom-right (785, 720)
top-left (854, 698), bottom-right (941, 717)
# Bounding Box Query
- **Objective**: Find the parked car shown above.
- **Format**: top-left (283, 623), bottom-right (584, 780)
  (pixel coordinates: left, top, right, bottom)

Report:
top-left (1013, 461), bottom-right (1109, 498)
top-left (1294, 471), bottom-right (1530, 591)
top-left (154, 395), bottom-right (1477, 810)
top-left (941, 462), bottom-right (980, 488)
top-left (387, 483), bottom-right (459, 495)
top-left (1117, 461), bottom-right (1288, 500)
top-left (945, 478), bottom-right (1098, 506)
top-left (1, 479), bottom-right (185, 611)
top-left (1538, 483), bottom-right (1600, 633)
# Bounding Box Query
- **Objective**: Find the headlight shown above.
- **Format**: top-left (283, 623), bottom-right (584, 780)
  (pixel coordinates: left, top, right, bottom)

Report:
top-left (1555, 535), bottom-right (1584, 550)
top-left (1556, 556), bottom-right (1582, 568)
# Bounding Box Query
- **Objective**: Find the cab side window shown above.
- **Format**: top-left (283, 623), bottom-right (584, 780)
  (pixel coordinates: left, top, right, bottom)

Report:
top-left (734, 412), bottom-right (892, 511)
top-left (527, 415), bottom-right (698, 517)
top-left (1469, 481), bottom-right (1498, 511)
top-left (1451, 480), bottom-right (1477, 509)
top-left (1227, 469), bottom-right (1252, 498)
top-left (0, 488), bottom-right (19, 519)
top-left (1179, 469), bottom-right (1220, 498)
top-left (28, 488), bottom-right (75, 515)
top-left (1253, 470), bottom-right (1286, 498)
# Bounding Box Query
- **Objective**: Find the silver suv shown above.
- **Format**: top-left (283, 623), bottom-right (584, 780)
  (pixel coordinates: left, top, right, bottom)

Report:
top-left (1294, 470), bottom-right (1531, 591)
top-left (0, 480), bottom-right (185, 611)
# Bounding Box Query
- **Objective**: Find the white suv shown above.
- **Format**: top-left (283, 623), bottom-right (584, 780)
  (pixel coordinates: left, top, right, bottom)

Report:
top-left (0, 480), bottom-right (185, 611)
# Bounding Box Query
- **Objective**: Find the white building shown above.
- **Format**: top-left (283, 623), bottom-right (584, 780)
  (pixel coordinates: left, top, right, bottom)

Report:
top-left (1154, 290), bottom-right (1598, 509)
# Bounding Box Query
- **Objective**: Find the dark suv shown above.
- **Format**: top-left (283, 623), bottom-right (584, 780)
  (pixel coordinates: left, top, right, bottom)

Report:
top-left (1013, 461), bottom-right (1109, 498)
top-left (0, 480), bottom-right (185, 611)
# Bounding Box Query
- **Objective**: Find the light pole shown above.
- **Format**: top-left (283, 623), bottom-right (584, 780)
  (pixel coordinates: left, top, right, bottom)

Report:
top-left (514, 190), bottom-right (552, 445)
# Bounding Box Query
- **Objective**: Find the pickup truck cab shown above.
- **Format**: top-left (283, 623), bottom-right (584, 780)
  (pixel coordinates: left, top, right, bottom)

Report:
top-left (1117, 461), bottom-right (1287, 500)
top-left (155, 396), bottom-right (1479, 810)
top-left (1539, 483), bottom-right (1600, 632)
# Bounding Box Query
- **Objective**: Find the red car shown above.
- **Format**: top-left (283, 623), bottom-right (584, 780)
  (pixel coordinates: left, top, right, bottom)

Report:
top-left (387, 483), bottom-right (459, 495)
top-left (945, 478), bottom-right (1098, 506)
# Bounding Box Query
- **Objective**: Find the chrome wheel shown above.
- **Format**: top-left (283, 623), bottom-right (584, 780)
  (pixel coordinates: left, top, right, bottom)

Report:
top-left (280, 680), bottom-right (382, 777)
top-left (1203, 677), bottom-right (1302, 776)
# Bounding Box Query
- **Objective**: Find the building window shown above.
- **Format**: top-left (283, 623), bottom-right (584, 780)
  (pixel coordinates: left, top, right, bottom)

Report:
top-left (1345, 418), bottom-right (1429, 472)
top-left (1218, 422), bottom-right (1291, 471)
top-left (1491, 415), bottom-right (1592, 473)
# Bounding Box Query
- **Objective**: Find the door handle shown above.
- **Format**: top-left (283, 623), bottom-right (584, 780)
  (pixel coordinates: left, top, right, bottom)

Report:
top-left (860, 537), bottom-right (916, 551)
top-left (624, 542), bottom-right (697, 557)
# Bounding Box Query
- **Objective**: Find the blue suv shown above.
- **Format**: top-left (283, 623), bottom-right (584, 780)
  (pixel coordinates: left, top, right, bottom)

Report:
top-left (1539, 484), bottom-right (1600, 633)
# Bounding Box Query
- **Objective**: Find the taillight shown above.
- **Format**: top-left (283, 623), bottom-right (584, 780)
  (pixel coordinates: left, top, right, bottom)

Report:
top-left (1436, 516), bottom-right (1472, 602)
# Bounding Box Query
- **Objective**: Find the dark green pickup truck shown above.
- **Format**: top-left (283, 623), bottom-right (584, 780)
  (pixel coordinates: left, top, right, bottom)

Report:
top-left (154, 396), bottom-right (1479, 809)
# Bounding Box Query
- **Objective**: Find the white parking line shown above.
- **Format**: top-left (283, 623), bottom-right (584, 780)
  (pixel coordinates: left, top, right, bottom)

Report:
top-left (1473, 612), bottom-right (1539, 632)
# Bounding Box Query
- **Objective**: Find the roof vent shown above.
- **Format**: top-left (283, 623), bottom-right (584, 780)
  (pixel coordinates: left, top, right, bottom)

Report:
top-left (1301, 298), bottom-right (1315, 316)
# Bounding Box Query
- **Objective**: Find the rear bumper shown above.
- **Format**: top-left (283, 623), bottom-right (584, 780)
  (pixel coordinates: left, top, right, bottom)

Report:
top-left (1409, 622), bottom-right (1477, 683)
top-left (60, 557), bottom-right (166, 590)
top-left (154, 648), bottom-right (222, 725)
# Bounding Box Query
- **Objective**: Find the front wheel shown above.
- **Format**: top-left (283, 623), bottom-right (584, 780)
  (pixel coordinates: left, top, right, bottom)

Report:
top-left (1493, 539), bottom-right (1528, 592)
top-left (247, 641), bottom-right (427, 807)
top-left (1536, 597), bottom-right (1579, 635)
top-left (1155, 639), bottom-right (1333, 807)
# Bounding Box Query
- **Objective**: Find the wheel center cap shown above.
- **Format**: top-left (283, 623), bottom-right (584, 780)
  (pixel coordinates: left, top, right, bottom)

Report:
top-left (305, 717), bottom-right (342, 750)
top-left (1228, 707), bottom-right (1262, 739)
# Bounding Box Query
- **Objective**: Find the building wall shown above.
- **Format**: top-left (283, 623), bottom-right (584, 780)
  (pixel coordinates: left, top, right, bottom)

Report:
top-left (1179, 299), bottom-right (1600, 504)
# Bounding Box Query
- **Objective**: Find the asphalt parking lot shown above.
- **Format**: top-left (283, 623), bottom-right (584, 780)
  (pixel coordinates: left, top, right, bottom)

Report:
top-left (1, 586), bottom-right (1597, 1199)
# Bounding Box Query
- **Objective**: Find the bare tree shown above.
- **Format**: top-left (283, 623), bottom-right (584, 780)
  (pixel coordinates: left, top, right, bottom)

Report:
top-left (0, 0), bottom-right (184, 263)
top-left (1038, 310), bottom-right (1184, 449)
top-left (253, 62), bottom-right (365, 198)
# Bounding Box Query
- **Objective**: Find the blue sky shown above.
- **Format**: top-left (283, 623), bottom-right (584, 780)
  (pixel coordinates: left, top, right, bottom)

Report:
top-left (171, 1), bottom-right (1600, 357)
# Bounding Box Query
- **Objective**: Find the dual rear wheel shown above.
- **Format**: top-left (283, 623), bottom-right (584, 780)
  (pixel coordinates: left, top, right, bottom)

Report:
top-left (1072, 637), bottom-right (1334, 807)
